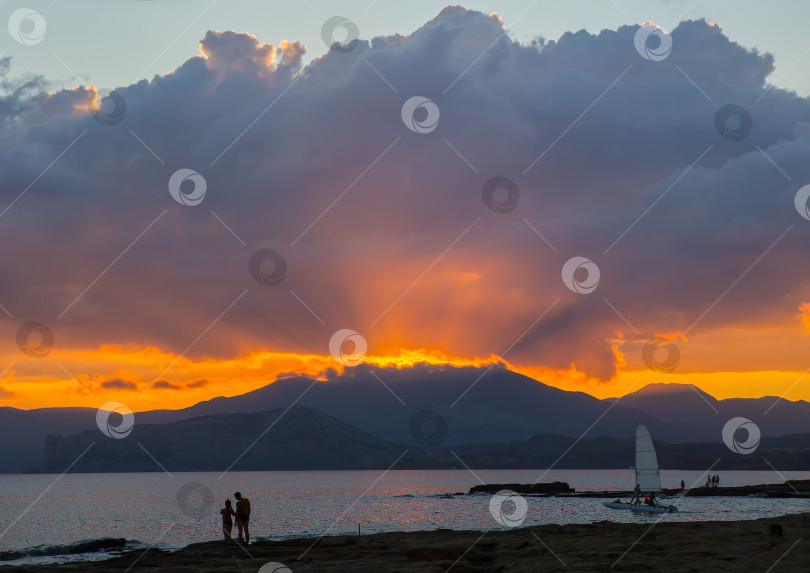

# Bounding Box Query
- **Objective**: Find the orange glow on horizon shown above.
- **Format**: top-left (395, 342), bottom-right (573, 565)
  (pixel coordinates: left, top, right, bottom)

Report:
top-left (2, 340), bottom-right (810, 412)
top-left (0, 345), bottom-right (506, 411)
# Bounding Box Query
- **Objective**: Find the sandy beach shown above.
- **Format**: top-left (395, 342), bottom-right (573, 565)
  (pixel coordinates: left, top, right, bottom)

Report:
top-left (4, 512), bottom-right (809, 572)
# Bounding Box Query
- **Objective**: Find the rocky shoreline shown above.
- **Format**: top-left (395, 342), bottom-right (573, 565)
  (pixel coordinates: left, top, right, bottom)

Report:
top-left (468, 478), bottom-right (810, 498)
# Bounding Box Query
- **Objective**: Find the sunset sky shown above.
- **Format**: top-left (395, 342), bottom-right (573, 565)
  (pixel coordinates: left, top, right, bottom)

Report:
top-left (2, 2), bottom-right (810, 411)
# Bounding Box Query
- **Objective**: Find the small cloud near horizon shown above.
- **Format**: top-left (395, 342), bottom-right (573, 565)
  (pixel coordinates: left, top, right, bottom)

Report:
top-left (100, 379), bottom-right (138, 390)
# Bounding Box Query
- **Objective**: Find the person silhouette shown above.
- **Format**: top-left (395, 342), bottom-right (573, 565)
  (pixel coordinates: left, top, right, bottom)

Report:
top-left (630, 483), bottom-right (641, 505)
top-left (220, 500), bottom-right (235, 540)
top-left (234, 492), bottom-right (251, 544)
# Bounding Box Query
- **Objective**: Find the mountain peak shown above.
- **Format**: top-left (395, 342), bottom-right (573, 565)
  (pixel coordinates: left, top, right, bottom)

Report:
top-left (626, 383), bottom-right (714, 400)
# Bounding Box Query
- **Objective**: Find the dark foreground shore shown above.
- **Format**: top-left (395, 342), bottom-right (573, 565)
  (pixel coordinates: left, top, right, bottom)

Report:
top-left (4, 513), bottom-right (810, 573)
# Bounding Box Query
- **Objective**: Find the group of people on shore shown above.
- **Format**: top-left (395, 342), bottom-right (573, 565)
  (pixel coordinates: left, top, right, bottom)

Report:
top-left (219, 492), bottom-right (251, 544)
top-left (705, 475), bottom-right (721, 488)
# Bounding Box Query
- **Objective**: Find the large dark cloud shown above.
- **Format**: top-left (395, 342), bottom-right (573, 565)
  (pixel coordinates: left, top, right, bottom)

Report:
top-left (1, 6), bottom-right (809, 381)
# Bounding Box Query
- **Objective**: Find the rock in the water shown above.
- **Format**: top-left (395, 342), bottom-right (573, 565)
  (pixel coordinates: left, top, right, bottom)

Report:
top-left (69, 538), bottom-right (126, 554)
top-left (468, 481), bottom-right (574, 494)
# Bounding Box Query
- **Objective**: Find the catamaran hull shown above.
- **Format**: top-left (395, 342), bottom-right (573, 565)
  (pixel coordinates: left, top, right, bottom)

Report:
top-left (602, 501), bottom-right (677, 513)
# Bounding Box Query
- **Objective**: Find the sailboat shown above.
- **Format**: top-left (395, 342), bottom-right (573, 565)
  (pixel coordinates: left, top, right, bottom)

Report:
top-left (602, 423), bottom-right (678, 514)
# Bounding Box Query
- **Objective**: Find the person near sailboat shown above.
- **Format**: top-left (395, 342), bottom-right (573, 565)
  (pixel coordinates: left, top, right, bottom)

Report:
top-left (602, 423), bottom-right (678, 514)
top-left (630, 483), bottom-right (641, 505)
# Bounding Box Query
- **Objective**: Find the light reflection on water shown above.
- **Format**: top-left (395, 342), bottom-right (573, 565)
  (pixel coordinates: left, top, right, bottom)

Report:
top-left (1, 469), bottom-right (809, 555)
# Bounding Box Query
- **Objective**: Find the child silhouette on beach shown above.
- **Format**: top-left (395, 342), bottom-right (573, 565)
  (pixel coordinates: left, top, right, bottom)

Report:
top-left (220, 500), bottom-right (236, 540)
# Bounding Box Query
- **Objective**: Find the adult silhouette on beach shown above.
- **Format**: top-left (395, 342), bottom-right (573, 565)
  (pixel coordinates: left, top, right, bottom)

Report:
top-left (234, 492), bottom-right (251, 544)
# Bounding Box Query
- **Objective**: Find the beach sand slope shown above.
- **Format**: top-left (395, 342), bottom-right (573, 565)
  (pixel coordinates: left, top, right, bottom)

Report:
top-left (4, 513), bottom-right (810, 572)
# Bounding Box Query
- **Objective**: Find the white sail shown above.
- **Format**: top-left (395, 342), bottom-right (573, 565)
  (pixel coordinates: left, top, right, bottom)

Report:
top-left (634, 422), bottom-right (662, 492)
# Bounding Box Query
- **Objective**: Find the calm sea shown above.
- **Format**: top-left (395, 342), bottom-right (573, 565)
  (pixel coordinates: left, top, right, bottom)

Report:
top-left (1, 469), bottom-right (809, 566)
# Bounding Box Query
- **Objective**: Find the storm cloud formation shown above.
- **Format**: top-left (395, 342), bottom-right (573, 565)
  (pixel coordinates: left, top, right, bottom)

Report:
top-left (1, 6), bottom-right (809, 383)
